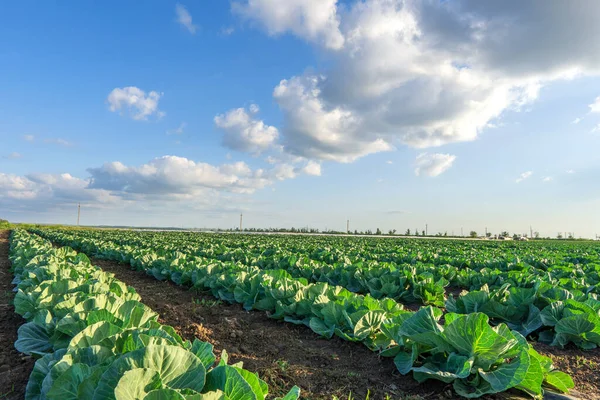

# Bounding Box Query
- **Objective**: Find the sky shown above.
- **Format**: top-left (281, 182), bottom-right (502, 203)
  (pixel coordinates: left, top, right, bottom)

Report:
top-left (1, 0), bottom-right (600, 238)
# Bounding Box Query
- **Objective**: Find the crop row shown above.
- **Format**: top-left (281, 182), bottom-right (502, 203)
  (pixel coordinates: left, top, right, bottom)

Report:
top-left (34, 228), bottom-right (600, 350)
top-left (9, 229), bottom-right (300, 400)
top-left (30, 228), bottom-right (576, 398)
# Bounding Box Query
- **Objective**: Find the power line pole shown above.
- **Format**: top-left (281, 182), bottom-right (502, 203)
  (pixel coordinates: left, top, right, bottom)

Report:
top-left (461, 227), bottom-right (463, 237)
top-left (485, 227), bottom-right (488, 237)
top-left (425, 223), bottom-right (428, 236)
top-left (530, 226), bottom-right (533, 238)
top-left (77, 203), bottom-right (81, 226)
top-left (347, 219), bottom-right (349, 233)
top-left (239, 213), bottom-right (243, 231)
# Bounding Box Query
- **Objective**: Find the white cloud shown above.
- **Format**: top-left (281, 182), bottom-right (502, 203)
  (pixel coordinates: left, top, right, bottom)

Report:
top-left (214, 105), bottom-right (279, 154)
top-left (232, 0), bottom-right (344, 49)
top-left (516, 171), bottom-right (533, 183)
top-left (566, 169), bottom-right (575, 174)
top-left (175, 3), bottom-right (198, 34)
top-left (414, 153), bottom-right (456, 177)
top-left (0, 172), bottom-right (117, 207)
top-left (273, 75), bottom-right (393, 162)
top-left (302, 160), bottom-right (321, 176)
top-left (107, 86), bottom-right (164, 121)
top-left (235, 1), bottom-right (600, 163)
top-left (87, 155), bottom-right (318, 198)
top-left (386, 160), bottom-right (393, 165)
top-left (3, 152), bottom-right (22, 160)
top-left (167, 122), bottom-right (187, 135)
top-left (572, 118), bottom-right (581, 124)
top-left (23, 134), bottom-right (34, 142)
top-left (542, 176), bottom-right (553, 182)
top-left (589, 96), bottom-right (600, 113)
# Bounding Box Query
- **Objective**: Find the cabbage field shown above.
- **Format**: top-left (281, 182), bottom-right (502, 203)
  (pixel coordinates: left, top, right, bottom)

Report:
top-left (6, 227), bottom-right (600, 399)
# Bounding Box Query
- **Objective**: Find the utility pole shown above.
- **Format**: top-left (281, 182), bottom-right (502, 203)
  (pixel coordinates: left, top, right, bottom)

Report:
top-left (239, 213), bottom-right (243, 231)
top-left (530, 226), bottom-right (533, 238)
top-left (347, 219), bottom-right (349, 233)
top-left (485, 227), bottom-right (488, 237)
top-left (425, 224), bottom-right (428, 236)
top-left (461, 227), bottom-right (463, 237)
top-left (77, 203), bottom-right (81, 226)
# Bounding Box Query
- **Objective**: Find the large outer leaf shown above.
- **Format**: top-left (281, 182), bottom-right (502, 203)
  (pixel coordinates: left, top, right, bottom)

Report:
top-left (94, 345), bottom-right (206, 400)
top-left (15, 322), bottom-right (53, 356)
top-left (69, 321), bottom-right (123, 349)
top-left (478, 348), bottom-right (529, 393)
top-left (204, 365), bottom-right (257, 400)
top-left (412, 353), bottom-right (473, 384)
top-left (544, 371), bottom-right (575, 393)
top-left (114, 368), bottom-right (163, 400)
top-left (443, 314), bottom-right (515, 370)
top-left (144, 388), bottom-right (186, 400)
top-left (46, 363), bottom-right (92, 400)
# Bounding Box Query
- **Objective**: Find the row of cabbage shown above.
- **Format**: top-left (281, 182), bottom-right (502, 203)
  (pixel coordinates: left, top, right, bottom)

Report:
top-left (35, 229), bottom-right (600, 350)
top-left (9, 229), bottom-right (300, 400)
top-left (34, 229), bottom-right (600, 299)
top-left (30, 228), bottom-right (575, 398)
top-left (46, 229), bottom-right (598, 269)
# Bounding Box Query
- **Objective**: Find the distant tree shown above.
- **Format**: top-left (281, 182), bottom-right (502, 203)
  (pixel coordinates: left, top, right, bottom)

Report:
top-left (513, 233), bottom-right (519, 240)
top-left (568, 233), bottom-right (574, 240)
top-left (406, 229), bottom-right (411, 236)
top-left (415, 230), bottom-right (419, 236)
top-left (485, 232), bottom-right (492, 238)
top-left (470, 231), bottom-right (478, 238)
top-left (354, 230), bottom-right (358, 235)
top-left (444, 231), bottom-right (448, 237)
top-left (500, 231), bottom-right (510, 238)
top-left (422, 230), bottom-right (426, 236)
top-left (534, 231), bottom-right (540, 239)
top-left (557, 233), bottom-right (563, 239)
top-left (366, 229), bottom-right (373, 235)
top-left (376, 228), bottom-right (382, 235)
top-left (388, 229), bottom-right (396, 235)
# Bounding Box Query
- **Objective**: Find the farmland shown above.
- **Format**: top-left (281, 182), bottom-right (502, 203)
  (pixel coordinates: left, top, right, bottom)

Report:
top-left (3, 228), bottom-right (600, 399)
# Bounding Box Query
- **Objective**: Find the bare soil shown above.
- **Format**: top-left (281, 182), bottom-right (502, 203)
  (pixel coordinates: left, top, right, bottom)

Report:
top-left (0, 230), bottom-right (35, 400)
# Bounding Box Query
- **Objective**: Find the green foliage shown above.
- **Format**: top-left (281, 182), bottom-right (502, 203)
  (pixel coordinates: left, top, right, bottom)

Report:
top-left (8, 230), bottom-right (300, 400)
top-left (25, 228), bottom-right (591, 398)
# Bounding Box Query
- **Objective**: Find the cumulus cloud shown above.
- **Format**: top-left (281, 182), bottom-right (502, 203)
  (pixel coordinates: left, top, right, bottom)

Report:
top-left (566, 169), bottom-right (575, 174)
top-left (302, 160), bottom-right (321, 176)
top-left (23, 134), bottom-right (34, 142)
top-left (414, 153), bottom-right (456, 177)
top-left (274, 75), bottom-right (393, 162)
top-left (234, 0), bottom-right (600, 163)
top-left (214, 105), bottom-right (279, 154)
top-left (107, 86), bottom-right (164, 120)
top-left (87, 155), bottom-right (320, 198)
top-left (175, 3), bottom-right (198, 34)
top-left (232, 0), bottom-right (344, 49)
top-left (516, 171), bottom-right (533, 183)
top-left (589, 96), bottom-right (600, 113)
top-left (572, 118), bottom-right (582, 124)
top-left (0, 172), bottom-right (117, 210)
top-left (542, 176), bottom-right (553, 182)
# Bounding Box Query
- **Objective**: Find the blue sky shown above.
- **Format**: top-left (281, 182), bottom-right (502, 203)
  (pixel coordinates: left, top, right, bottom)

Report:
top-left (1, 1), bottom-right (599, 238)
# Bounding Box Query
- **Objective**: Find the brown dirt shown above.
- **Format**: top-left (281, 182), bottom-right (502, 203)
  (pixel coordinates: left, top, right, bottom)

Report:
top-left (0, 230), bottom-right (35, 400)
top-left (533, 342), bottom-right (600, 399)
top-left (91, 258), bottom-right (448, 400)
